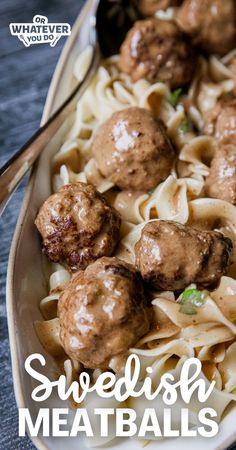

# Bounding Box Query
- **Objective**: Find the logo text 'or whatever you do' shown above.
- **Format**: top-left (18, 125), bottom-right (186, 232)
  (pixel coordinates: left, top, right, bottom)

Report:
top-left (9, 15), bottom-right (71, 47)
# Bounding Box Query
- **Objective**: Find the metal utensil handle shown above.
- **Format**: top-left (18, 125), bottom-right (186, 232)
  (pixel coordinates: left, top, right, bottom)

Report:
top-left (0, 44), bottom-right (99, 215)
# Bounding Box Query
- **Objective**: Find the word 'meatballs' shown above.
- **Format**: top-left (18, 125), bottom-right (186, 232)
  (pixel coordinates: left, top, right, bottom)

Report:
top-left (92, 107), bottom-right (175, 191)
top-left (35, 182), bottom-right (121, 272)
top-left (58, 257), bottom-right (151, 369)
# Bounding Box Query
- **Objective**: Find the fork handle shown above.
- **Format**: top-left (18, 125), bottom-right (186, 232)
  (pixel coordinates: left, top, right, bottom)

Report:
top-left (0, 45), bottom-right (99, 215)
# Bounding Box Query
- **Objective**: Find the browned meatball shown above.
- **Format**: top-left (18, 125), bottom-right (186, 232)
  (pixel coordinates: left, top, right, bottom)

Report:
top-left (202, 100), bottom-right (223, 137)
top-left (135, 220), bottom-right (232, 290)
top-left (35, 183), bottom-right (121, 272)
top-left (204, 100), bottom-right (236, 145)
top-left (58, 257), bottom-right (151, 369)
top-left (119, 18), bottom-right (196, 87)
top-left (205, 144), bottom-right (236, 205)
top-left (214, 100), bottom-right (236, 145)
top-left (92, 107), bottom-right (175, 191)
top-left (176, 0), bottom-right (236, 56)
top-left (134, 0), bottom-right (182, 17)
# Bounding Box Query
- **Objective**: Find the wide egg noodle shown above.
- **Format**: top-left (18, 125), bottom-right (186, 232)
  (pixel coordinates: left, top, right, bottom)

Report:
top-left (187, 51), bottom-right (236, 128)
top-left (152, 295), bottom-right (236, 334)
top-left (218, 342), bottom-right (236, 393)
top-left (114, 175), bottom-right (203, 226)
top-left (49, 266), bottom-right (71, 292)
top-left (34, 318), bottom-right (64, 357)
top-left (179, 135), bottom-right (215, 177)
top-left (35, 267), bottom-right (71, 358)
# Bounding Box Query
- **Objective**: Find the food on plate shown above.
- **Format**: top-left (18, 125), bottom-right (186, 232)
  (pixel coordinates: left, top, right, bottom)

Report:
top-left (119, 18), bottom-right (196, 87)
top-left (33, 0), bottom-right (236, 440)
top-left (176, 0), bottom-right (236, 55)
top-left (135, 220), bottom-right (233, 290)
top-left (58, 257), bottom-right (151, 369)
top-left (205, 144), bottom-right (236, 204)
top-left (92, 106), bottom-right (176, 191)
top-left (35, 182), bottom-right (121, 272)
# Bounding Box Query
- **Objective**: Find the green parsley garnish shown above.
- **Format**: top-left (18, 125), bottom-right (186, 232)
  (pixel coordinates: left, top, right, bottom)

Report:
top-left (169, 88), bottom-right (182, 107)
top-left (178, 119), bottom-right (190, 133)
top-left (177, 288), bottom-right (207, 315)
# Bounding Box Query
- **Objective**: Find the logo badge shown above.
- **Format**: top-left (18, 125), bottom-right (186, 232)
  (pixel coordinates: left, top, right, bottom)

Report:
top-left (9, 15), bottom-right (71, 47)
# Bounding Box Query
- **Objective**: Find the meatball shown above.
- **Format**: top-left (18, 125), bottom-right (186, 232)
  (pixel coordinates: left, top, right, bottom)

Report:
top-left (58, 257), bottom-right (151, 369)
top-left (205, 144), bottom-right (236, 205)
top-left (92, 107), bottom-right (175, 191)
top-left (135, 220), bottom-right (232, 290)
top-left (35, 182), bottom-right (121, 272)
top-left (202, 100), bottom-right (223, 137)
top-left (204, 100), bottom-right (236, 145)
top-left (176, 0), bottom-right (236, 56)
top-left (134, 0), bottom-right (182, 17)
top-left (214, 100), bottom-right (236, 145)
top-left (119, 18), bottom-right (196, 88)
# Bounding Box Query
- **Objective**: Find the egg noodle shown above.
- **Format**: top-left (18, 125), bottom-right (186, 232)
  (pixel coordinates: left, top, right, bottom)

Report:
top-left (35, 42), bottom-right (236, 445)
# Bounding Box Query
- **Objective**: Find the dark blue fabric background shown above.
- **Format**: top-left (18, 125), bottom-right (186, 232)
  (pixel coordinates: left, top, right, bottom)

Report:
top-left (0, 1), bottom-right (235, 449)
top-left (0, 1), bottom-right (84, 448)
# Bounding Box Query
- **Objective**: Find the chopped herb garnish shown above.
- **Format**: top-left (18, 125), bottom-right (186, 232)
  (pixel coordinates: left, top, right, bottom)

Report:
top-left (181, 288), bottom-right (206, 306)
top-left (177, 288), bottom-right (207, 315)
top-left (178, 118), bottom-right (190, 133)
top-left (169, 88), bottom-right (182, 107)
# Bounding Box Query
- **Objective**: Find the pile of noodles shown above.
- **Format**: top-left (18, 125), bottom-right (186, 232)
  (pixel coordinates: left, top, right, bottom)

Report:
top-left (35, 29), bottom-right (236, 446)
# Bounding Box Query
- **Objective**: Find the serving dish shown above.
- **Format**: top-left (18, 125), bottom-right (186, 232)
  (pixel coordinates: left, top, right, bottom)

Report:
top-left (6, 1), bottom-right (236, 449)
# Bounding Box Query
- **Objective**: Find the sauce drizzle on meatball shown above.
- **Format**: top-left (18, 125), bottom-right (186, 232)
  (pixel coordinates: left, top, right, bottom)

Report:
top-left (58, 257), bottom-right (151, 369)
top-left (92, 106), bottom-right (176, 191)
top-left (135, 220), bottom-right (233, 291)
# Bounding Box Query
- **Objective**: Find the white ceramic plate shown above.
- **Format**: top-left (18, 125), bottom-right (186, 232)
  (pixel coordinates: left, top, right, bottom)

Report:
top-left (6, 2), bottom-right (236, 449)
